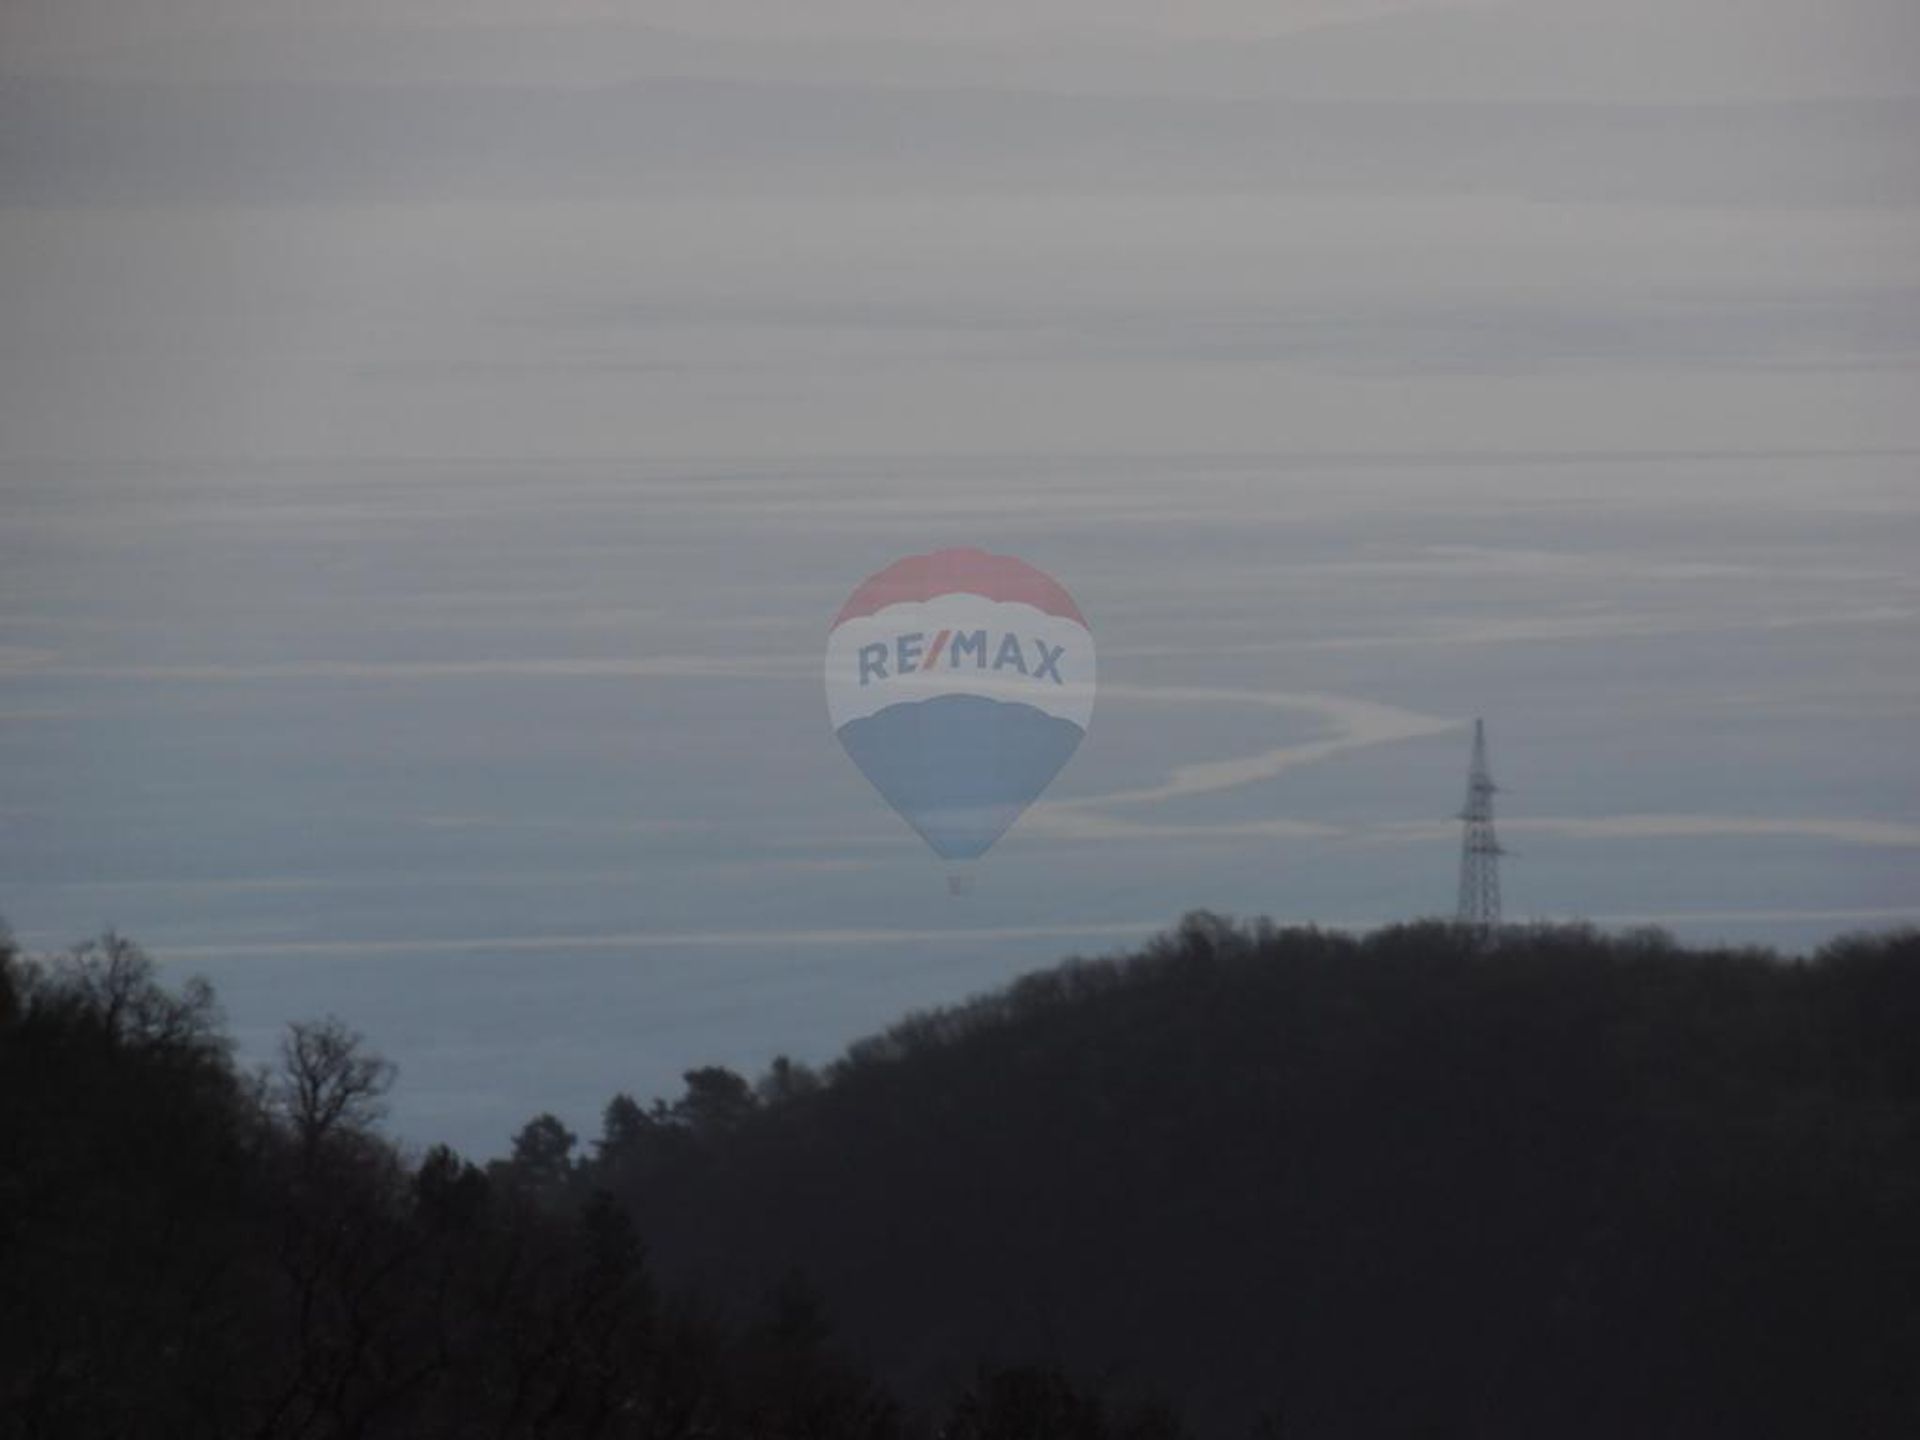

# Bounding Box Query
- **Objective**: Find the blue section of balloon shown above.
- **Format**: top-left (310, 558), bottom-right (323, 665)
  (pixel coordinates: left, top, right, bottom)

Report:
top-left (835, 694), bottom-right (1086, 859)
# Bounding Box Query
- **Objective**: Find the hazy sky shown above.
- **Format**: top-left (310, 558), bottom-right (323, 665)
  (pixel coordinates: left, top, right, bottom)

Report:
top-left (2, 0), bottom-right (1916, 1155)
top-left (0, 2), bottom-right (1678, 49)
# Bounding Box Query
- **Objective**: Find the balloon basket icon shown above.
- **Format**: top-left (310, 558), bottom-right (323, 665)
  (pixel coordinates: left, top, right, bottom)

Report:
top-left (947, 870), bottom-right (975, 897)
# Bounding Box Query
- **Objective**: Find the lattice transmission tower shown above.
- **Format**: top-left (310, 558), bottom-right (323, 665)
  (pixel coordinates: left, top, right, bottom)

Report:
top-left (1456, 717), bottom-right (1504, 937)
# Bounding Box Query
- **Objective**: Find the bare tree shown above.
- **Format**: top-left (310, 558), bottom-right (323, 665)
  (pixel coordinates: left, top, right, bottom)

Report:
top-left (277, 1016), bottom-right (395, 1155)
top-left (48, 930), bottom-right (223, 1051)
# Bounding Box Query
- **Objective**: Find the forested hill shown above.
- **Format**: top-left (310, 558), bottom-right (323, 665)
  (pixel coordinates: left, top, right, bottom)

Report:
top-left (4, 917), bottom-right (1918, 1438)
top-left (552, 916), bottom-right (1920, 1438)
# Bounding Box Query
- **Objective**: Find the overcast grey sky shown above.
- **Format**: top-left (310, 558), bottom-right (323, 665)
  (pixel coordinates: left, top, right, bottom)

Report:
top-left (2, 0), bottom-right (1916, 1155)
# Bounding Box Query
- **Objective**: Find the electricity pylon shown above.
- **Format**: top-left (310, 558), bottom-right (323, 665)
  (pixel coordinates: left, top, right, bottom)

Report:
top-left (1456, 718), bottom-right (1504, 939)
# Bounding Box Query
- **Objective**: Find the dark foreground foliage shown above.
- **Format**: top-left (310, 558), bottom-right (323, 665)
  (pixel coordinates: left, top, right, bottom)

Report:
top-left (3, 917), bottom-right (1917, 1438)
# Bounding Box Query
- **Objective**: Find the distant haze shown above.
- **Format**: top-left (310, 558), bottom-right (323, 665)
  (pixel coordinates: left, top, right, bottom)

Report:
top-left (2, 0), bottom-right (1915, 1156)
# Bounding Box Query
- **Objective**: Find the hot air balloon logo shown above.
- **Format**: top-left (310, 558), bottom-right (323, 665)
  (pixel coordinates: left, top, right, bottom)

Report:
top-left (825, 548), bottom-right (1095, 863)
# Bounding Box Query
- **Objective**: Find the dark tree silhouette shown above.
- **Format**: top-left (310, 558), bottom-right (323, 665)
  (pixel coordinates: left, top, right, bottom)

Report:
top-left (569, 916), bottom-right (1920, 1439)
top-left (278, 1015), bottom-right (396, 1158)
top-left (672, 1066), bottom-right (758, 1139)
top-left (508, 1111), bottom-right (578, 1189)
top-left (5, 916), bottom-right (1918, 1438)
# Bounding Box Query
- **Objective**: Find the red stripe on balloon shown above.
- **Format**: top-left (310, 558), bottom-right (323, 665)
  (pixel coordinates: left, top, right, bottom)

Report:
top-left (830, 548), bottom-right (1087, 630)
